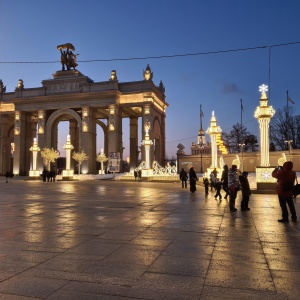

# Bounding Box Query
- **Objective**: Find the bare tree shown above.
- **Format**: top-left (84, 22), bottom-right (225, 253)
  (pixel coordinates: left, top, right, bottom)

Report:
top-left (270, 106), bottom-right (300, 150)
top-left (222, 123), bottom-right (258, 153)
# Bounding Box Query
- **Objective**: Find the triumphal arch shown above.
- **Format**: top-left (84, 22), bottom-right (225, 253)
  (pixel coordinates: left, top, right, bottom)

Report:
top-left (0, 43), bottom-right (168, 175)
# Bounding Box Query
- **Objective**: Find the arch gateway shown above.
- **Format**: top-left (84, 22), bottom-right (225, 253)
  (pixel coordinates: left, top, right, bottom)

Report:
top-left (0, 46), bottom-right (168, 175)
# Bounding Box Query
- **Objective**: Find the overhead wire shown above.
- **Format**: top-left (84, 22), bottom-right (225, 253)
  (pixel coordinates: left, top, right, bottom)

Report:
top-left (0, 41), bottom-right (299, 64)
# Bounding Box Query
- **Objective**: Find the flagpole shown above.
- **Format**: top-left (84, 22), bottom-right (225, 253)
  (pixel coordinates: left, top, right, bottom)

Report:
top-left (240, 98), bottom-right (243, 129)
top-left (287, 90), bottom-right (289, 108)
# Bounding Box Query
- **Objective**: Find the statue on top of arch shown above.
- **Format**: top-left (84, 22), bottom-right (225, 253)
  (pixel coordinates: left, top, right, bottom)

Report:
top-left (57, 43), bottom-right (79, 71)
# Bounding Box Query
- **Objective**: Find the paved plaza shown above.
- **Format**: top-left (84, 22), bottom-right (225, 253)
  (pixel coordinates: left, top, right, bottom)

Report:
top-left (0, 179), bottom-right (299, 299)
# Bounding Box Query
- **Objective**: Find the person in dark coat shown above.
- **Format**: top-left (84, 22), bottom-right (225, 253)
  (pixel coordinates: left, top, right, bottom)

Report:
top-left (42, 168), bottom-right (48, 182)
top-left (228, 165), bottom-right (241, 212)
top-left (221, 165), bottom-right (229, 199)
top-left (203, 177), bottom-right (209, 195)
top-left (189, 167), bottom-right (198, 193)
top-left (179, 168), bottom-right (188, 188)
top-left (214, 178), bottom-right (222, 200)
top-left (272, 161), bottom-right (297, 222)
top-left (239, 171), bottom-right (251, 210)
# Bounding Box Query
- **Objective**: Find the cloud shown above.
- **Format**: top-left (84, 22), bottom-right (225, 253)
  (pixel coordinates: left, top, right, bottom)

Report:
top-left (222, 83), bottom-right (243, 94)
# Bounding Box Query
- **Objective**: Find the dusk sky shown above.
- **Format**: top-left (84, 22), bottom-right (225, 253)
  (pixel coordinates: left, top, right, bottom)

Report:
top-left (1, 0), bottom-right (300, 159)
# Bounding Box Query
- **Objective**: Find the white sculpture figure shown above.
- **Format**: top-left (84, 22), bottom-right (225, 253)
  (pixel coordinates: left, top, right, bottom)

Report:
top-left (29, 138), bottom-right (41, 177)
top-left (219, 155), bottom-right (225, 169)
top-left (141, 121), bottom-right (153, 169)
top-left (232, 155), bottom-right (241, 169)
top-left (278, 153), bottom-right (287, 167)
top-left (62, 135), bottom-right (74, 177)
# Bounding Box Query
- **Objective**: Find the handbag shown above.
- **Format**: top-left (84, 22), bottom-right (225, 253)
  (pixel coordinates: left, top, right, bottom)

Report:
top-left (294, 177), bottom-right (300, 197)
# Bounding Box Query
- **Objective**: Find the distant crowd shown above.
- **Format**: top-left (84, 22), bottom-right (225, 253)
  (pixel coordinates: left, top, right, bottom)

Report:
top-left (180, 161), bottom-right (297, 222)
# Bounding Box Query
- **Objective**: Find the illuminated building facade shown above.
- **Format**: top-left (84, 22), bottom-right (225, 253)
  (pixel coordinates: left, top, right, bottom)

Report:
top-left (0, 53), bottom-right (168, 175)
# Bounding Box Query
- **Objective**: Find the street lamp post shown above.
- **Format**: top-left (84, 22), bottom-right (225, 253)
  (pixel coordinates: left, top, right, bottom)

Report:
top-left (199, 141), bottom-right (203, 174)
top-left (239, 143), bottom-right (245, 171)
top-left (285, 140), bottom-right (292, 161)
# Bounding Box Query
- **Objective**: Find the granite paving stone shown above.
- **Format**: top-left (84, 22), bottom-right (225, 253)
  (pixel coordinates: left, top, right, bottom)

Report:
top-left (0, 179), bottom-right (300, 299)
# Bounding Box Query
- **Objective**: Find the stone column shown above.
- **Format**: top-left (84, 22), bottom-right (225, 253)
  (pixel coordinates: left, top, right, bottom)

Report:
top-left (141, 121), bottom-right (153, 169)
top-left (141, 105), bottom-right (153, 167)
top-left (206, 111), bottom-right (222, 169)
top-left (254, 84), bottom-right (276, 190)
top-left (254, 84), bottom-right (275, 166)
top-left (13, 111), bottom-right (27, 175)
top-left (107, 104), bottom-right (122, 172)
top-left (62, 135), bottom-right (74, 178)
top-left (37, 110), bottom-right (46, 171)
top-left (81, 106), bottom-right (96, 174)
top-left (129, 117), bottom-right (138, 171)
top-left (29, 138), bottom-right (40, 177)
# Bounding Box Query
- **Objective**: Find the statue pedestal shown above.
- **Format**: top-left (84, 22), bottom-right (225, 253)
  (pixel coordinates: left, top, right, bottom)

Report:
top-left (256, 166), bottom-right (277, 191)
top-left (62, 170), bottom-right (74, 181)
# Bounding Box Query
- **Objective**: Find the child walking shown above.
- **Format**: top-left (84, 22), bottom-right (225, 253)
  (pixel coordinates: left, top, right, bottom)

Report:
top-left (214, 178), bottom-right (222, 200)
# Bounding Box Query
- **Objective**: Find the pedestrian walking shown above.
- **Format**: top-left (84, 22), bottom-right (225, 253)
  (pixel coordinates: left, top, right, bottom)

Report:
top-left (134, 170), bottom-right (138, 181)
top-left (214, 178), bottom-right (222, 200)
top-left (189, 167), bottom-right (198, 193)
top-left (221, 165), bottom-right (229, 199)
top-left (138, 169), bottom-right (142, 182)
top-left (272, 161), bottom-right (297, 222)
top-left (210, 172), bottom-right (216, 191)
top-left (239, 171), bottom-right (251, 210)
top-left (42, 168), bottom-right (48, 182)
top-left (203, 177), bottom-right (209, 195)
top-left (228, 165), bottom-right (240, 212)
top-left (179, 168), bottom-right (188, 188)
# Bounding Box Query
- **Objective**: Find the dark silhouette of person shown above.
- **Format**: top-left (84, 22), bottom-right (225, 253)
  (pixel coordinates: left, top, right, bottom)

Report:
top-left (272, 161), bottom-right (297, 222)
top-left (228, 165), bottom-right (240, 211)
top-left (239, 171), bottom-right (251, 210)
top-left (41, 169), bottom-right (47, 182)
top-left (221, 165), bottom-right (229, 199)
top-left (214, 179), bottom-right (222, 200)
top-left (203, 177), bottom-right (209, 195)
top-left (179, 168), bottom-right (188, 188)
top-left (189, 167), bottom-right (198, 193)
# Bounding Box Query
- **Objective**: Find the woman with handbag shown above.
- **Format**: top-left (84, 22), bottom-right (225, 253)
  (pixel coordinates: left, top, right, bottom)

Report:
top-left (272, 161), bottom-right (297, 222)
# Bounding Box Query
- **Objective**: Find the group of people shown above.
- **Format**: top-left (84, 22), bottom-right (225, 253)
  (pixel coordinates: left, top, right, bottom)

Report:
top-left (41, 169), bottom-right (56, 182)
top-left (180, 165), bottom-right (251, 211)
top-left (179, 161), bottom-right (298, 222)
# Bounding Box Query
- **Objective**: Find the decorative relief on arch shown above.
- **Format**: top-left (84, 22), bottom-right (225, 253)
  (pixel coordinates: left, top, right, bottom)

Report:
top-left (45, 108), bottom-right (82, 148)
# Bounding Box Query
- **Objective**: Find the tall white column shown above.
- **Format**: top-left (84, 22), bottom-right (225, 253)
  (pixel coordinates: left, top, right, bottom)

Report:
top-left (63, 135), bottom-right (74, 170)
top-left (62, 135), bottom-right (74, 178)
top-left (254, 84), bottom-right (275, 167)
top-left (141, 121), bottom-right (153, 169)
top-left (29, 138), bottom-right (40, 177)
top-left (206, 111), bottom-right (222, 169)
